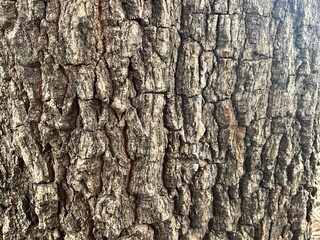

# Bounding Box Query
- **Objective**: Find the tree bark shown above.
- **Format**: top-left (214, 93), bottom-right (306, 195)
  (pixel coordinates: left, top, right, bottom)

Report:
top-left (0, 0), bottom-right (320, 239)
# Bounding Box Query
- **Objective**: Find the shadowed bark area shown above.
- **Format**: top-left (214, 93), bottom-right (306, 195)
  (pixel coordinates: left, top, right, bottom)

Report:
top-left (0, 0), bottom-right (320, 239)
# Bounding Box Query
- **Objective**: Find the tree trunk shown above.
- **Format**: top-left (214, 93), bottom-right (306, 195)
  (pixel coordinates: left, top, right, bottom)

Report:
top-left (0, 0), bottom-right (319, 239)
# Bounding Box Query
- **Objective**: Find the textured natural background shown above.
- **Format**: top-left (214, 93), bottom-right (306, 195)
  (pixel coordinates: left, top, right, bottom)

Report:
top-left (1, 0), bottom-right (320, 239)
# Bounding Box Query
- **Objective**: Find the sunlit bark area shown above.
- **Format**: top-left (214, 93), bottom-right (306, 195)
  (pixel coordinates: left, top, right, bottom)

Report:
top-left (0, 0), bottom-right (320, 239)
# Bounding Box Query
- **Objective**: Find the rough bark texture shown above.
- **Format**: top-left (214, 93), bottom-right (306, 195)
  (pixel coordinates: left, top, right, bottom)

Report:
top-left (0, 0), bottom-right (320, 239)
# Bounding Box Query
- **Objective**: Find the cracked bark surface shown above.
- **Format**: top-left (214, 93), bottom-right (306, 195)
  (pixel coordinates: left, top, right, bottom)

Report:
top-left (0, 0), bottom-right (320, 239)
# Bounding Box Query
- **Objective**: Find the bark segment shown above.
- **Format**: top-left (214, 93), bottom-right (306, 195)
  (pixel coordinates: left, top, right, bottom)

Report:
top-left (0, 0), bottom-right (320, 239)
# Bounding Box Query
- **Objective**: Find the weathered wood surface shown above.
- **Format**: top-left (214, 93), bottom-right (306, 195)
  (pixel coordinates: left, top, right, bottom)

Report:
top-left (0, 0), bottom-right (320, 239)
